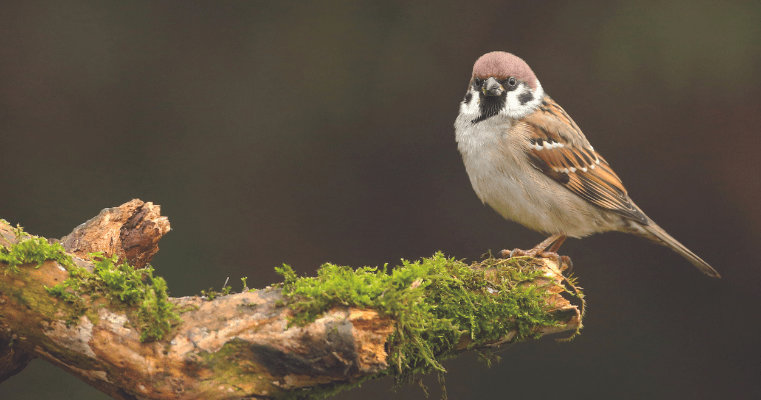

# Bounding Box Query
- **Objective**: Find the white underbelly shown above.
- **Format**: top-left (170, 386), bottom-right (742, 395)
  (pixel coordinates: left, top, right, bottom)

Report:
top-left (459, 132), bottom-right (617, 238)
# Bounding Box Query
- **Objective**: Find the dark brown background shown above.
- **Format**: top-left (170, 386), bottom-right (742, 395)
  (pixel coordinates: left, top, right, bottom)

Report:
top-left (1, 1), bottom-right (759, 399)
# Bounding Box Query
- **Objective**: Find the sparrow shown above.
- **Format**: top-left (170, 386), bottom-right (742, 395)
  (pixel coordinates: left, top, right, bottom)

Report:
top-left (454, 51), bottom-right (720, 278)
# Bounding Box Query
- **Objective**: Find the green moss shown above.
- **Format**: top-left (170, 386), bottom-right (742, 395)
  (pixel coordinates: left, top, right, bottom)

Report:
top-left (276, 252), bottom-right (580, 398)
top-left (198, 276), bottom-right (243, 300)
top-left (0, 224), bottom-right (181, 342)
top-left (0, 235), bottom-right (74, 274)
top-left (200, 284), bottom-right (233, 301)
top-left (45, 252), bottom-right (181, 342)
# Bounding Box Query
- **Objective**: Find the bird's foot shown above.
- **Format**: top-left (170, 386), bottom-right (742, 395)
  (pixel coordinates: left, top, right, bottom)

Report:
top-left (500, 248), bottom-right (573, 272)
top-left (500, 247), bottom-right (538, 258)
top-left (499, 234), bottom-right (571, 269)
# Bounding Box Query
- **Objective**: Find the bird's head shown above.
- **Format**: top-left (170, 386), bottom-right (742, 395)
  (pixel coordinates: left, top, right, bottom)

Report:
top-left (460, 51), bottom-right (545, 123)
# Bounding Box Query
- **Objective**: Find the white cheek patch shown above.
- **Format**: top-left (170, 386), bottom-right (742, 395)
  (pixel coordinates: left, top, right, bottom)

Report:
top-left (459, 89), bottom-right (481, 116)
top-left (500, 80), bottom-right (545, 119)
top-left (504, 91), bottom-right (523, 112)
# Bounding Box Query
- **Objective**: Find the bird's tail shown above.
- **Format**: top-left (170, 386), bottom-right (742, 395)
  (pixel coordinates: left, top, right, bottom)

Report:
top-left (632, 221), bottom-right (721, 278)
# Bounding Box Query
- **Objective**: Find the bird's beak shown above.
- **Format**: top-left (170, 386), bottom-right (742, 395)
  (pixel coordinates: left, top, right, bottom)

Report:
top-left (482, 77), bottom-right (504, 96)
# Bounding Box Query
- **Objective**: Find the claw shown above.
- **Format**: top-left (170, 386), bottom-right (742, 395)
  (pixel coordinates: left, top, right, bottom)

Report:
top-left (498, 237), bottom-right (574, 273)
top-left (499, 248), bottom-right (528, 258)
top-left (537, 250), bottom-right (561, 264)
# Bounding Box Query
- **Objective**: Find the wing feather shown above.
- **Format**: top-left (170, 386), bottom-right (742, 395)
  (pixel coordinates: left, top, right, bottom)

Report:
top-left (523, 97), bottom-right (647, 224)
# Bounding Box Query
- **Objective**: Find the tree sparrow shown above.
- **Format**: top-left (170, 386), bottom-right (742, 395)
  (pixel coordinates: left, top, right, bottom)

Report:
top-left (454, 51), bottom-right (720, 278)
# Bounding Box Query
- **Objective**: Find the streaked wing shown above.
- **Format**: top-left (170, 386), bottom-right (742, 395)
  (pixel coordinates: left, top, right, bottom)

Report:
top-left (522, 97), bottom-right (647, 224)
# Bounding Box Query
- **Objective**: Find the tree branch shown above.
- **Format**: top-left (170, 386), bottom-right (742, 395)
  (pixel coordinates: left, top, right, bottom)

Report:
top-left (0, 200), bottom-right (582, 399)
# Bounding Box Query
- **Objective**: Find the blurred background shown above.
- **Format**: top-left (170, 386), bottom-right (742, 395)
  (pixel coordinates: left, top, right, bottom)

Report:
top-left (1, 1), bottom-right (759, 399)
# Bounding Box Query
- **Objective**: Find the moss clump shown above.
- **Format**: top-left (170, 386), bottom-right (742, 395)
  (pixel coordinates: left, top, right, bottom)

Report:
top-left (0, 224), bottom-right (181, 342)
top-left (46, 252), bottom-right (181, 342)
top-left (276, 251), bottom-right (575, 395)
top-left (0, 235), bottom-right (74, 274)
top-left (200, 285), bottom-right (233, 300)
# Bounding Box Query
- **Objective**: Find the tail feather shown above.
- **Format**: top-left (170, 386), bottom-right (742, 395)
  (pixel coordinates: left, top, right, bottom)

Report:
top-left (634, 222), bottom-right (721, 278)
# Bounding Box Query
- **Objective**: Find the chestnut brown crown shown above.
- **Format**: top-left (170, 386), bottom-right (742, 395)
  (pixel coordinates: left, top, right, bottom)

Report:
top-left (472, 51), bottom-right (538, 90)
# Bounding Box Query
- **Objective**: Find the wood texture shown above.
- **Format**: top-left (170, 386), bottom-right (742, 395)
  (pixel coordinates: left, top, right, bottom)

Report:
top-left (0, 200), bottom-right (581, 399)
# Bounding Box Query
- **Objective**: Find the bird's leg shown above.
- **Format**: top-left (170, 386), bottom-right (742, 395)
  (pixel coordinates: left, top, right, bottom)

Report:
top-left (545, 234), bottom-right (572, 271)
top-left (501, 233), bottom-right (570, 269)
top-left (501, 233), bottom-right (563, 258)
top-left (547, 235), bottom-right (567, 253)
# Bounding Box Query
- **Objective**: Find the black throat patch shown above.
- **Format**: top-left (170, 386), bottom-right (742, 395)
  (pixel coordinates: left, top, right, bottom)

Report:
top-left (472, 93), bottom-right (506, 124)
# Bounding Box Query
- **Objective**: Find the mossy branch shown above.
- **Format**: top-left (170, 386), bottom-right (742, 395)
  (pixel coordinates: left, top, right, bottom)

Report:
top-left (0, 200), bottom-right (583, 400)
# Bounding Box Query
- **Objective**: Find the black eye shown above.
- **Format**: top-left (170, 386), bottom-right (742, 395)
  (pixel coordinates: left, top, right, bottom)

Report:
top-left (507, 77), bottom-right (517, 87)
top-left (473, 78), bottom-right (483, 87)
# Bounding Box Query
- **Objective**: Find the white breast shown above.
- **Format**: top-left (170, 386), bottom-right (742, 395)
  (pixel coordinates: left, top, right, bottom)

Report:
top-left (454, 113), bottom-right (620, 238)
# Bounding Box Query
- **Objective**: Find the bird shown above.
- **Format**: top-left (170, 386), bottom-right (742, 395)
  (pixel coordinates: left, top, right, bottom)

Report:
top-left (454, 51), bottom-right (720, 278)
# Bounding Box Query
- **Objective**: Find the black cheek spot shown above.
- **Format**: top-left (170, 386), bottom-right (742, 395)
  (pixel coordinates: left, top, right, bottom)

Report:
top-left (463, 92), bottom-right (472, 104)
top-left (518, 91), bottom-right (534, 105)
top-left (529, 138), bottom-right (536, 145)
top-left (536, 138), bottom-right (544, 146)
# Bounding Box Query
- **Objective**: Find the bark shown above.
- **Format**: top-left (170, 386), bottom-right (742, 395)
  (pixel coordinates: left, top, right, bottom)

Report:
top-left (0, 199), bottom-right (581, 399)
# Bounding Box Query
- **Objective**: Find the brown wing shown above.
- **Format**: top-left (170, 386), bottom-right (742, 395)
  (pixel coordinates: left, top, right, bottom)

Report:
top-left (523, 97), bottom-right (648, 224)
